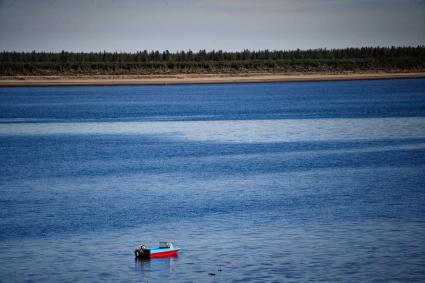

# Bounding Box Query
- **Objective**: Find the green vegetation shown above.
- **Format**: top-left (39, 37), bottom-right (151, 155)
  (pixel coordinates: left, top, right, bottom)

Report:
top-left (1, 46), bottom-right (424, 76)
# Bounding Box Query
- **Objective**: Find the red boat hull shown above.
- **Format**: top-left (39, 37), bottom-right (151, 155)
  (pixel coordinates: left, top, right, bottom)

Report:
top-left (150, 250), bottom-right (179, 258)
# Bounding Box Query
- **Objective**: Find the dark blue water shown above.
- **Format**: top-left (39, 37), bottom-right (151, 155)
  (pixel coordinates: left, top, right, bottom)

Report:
top-left (1, 79), bottom-right (425, 282)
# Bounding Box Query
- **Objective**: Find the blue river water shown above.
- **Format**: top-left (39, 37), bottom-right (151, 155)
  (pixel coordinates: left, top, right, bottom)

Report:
top-left (0, 79), bottom-right (425, 282)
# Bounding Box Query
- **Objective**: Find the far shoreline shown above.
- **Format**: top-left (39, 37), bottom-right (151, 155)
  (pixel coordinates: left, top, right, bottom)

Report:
top-left (1, 72), bottom-right (425, 87)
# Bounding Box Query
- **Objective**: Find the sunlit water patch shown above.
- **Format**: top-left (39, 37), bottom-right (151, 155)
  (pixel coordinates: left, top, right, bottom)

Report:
top-left (1, 117), bottom-right (425, 143)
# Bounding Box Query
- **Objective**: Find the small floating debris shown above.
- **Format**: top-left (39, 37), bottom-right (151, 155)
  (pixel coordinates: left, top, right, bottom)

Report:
top-left (135, 241), bottom-right (180, 260)
top-left (208, 273), bottom-right (216, 276)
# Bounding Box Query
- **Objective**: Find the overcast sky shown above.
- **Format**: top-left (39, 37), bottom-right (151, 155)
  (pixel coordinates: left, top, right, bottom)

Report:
top-left (0, 0), bottom-right (424, 52)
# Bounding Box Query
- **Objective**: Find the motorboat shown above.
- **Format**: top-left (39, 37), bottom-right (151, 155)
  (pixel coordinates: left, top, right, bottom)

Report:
top-left (135, 242), bottom-right (180, 259)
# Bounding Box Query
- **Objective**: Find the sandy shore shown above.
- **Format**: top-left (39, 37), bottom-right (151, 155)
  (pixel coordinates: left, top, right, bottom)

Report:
top-left (1, 72), bottom-right (424, 87)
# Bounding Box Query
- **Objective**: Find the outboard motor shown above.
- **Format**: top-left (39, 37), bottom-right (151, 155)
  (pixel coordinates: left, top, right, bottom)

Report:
top-left (135, 245), bottom-right (150, 260)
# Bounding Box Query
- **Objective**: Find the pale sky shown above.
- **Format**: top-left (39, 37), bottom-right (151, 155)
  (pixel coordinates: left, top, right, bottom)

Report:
top-left (0, 0), bottom-right (424, 52)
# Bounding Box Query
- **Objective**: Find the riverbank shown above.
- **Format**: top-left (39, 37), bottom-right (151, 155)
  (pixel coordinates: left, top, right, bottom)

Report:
top-left (1, 72), bottom-right (425, 87)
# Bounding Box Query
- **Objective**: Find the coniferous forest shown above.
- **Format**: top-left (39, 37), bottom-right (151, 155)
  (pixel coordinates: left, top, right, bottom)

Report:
top-left (1, 46), bottom-right (424, 76)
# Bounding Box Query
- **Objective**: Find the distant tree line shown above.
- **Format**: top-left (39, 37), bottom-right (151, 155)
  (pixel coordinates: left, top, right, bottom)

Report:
top-left (1, 46), bottom-right (424, 75)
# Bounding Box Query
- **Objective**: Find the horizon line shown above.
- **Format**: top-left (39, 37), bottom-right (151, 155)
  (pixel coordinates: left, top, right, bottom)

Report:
top-left (2, 45), bottom-right (424, 54)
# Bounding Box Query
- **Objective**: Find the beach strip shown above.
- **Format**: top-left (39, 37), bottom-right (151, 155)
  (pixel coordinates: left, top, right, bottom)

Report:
top-left (1, 72), bottom-right (425, 87)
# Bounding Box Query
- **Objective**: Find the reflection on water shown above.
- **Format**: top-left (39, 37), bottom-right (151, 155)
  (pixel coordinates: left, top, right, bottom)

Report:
top-left (135, 256), bottom-right (179, 273)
